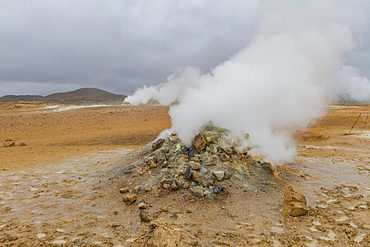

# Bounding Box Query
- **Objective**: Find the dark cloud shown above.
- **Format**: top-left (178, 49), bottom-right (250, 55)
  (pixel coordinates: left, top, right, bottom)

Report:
top-left (0, 0), bottom-right (369, 97)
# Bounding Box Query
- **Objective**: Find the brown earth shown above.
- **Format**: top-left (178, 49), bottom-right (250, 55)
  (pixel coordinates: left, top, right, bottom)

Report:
top-left (0, 104), bottom-right (171, 172)
top-left (0, 103), bottom-right (369, 246)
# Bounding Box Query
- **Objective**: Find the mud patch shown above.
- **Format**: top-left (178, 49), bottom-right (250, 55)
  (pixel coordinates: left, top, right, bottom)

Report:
top-left (0, 149), bottom-right (133, 246)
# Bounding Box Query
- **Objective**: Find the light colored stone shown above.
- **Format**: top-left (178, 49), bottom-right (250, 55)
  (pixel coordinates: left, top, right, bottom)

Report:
top-left (162, 183), bottom-right (170, 190)
top-left (191, 172), bottom-right (202, 181)
top-left (283, 186), bottom-right (308, 217)
top-left (3, 139), bottom-right (15, 147)
top-left (138, 202), bottom-right (147, 209)
top-left (134, 186), bottom-right (141, 193)
top-left (119, 187), bottom-right (129, 193)
top-left (192, 186), bottom-right (205, 197)
top-left (212, 171), bottom-right (225, 181)
top-left (122, 194), bottom-right (137, 205)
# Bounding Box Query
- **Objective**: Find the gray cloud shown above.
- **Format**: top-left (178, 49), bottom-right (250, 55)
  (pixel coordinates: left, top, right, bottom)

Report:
top-left (0, 0), bottom-right (260, 95)
top-left (0, 0), bottom-right (369, 98)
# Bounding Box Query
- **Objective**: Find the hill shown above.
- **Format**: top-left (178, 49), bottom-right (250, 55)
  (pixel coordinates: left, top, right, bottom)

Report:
top-left (45, 88), bottom-right (125, 100)
top-left (0, 88), bottom-right (126, 104)
top-left (0, 95), bottom-right (43, 100)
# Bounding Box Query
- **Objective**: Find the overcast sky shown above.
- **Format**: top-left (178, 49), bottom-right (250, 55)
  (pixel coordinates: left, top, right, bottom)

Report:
top-left (0, 0), bottom-right (369, 96)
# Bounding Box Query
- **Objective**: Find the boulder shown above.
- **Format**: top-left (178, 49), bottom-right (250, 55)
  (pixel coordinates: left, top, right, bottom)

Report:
top-left (283, 186), bottom-right (308, 217)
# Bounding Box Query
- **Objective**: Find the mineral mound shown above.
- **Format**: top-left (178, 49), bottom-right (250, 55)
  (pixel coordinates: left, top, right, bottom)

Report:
top-left (84, 124), bottom-right (295, 246)
top-left (116, 123), bottom-right (284, 201)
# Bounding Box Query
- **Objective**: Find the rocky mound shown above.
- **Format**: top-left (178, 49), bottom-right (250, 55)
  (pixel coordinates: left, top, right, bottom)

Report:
top-left (91, 123), bottom-right (312, 246)
top-left (117, 123), bottom-right (282, 202)
top-left (96, 124), bottom-right (311, 246)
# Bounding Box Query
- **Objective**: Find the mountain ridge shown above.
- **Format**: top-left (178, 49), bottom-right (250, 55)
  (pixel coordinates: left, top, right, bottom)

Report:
top-left (0, 88), bottom-right (126, 103)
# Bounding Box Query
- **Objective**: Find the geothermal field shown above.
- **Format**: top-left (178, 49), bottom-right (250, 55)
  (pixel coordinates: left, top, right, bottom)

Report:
top-left (0, 102), bottom-right (369, 246)
top-left (1, 1), bottom-right (370, 246)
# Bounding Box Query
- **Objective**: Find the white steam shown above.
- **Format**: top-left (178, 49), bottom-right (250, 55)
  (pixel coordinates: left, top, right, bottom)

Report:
top-left (125, 1), bottom-right (358, 162)
top-left (334, 66), bottom-right (370, 102)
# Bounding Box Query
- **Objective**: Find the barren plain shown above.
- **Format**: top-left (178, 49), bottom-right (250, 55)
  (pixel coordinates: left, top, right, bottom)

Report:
top-left (0, 103), bottom-right (369, 246)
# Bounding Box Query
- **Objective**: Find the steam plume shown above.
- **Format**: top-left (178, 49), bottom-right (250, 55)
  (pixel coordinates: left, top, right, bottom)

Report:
top-left (335, 66), bottom-right (370, 102)
top-left (125, 1), bottom-right (358, 162)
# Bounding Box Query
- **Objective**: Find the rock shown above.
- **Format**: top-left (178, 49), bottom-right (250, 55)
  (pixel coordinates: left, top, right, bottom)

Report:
top-left (122, 194), bottom-right (137, 205)
top-left (208, 144), bottom-right (219, 154)
top-left (193, 133), bottom-right (207, 152)
top-left (212, 186), bottom-right (221, 194)
top-left (212, 171), bottom-right (225, 181)
top-left (219, 152), bottom-right (230, 162)
top-left (192, 186), bottom-right (205, 197)
top-left (149, 161), bottom-right (158, 169)
top-left (119, 187), bottom-right (129, 193)
top-left (138, 202), bottom-right (148, 209)
top-left (144, 187), bottom-right (152, 192)
top-left (204, 190), bottom-right (215, 199)
top-left (111, 223), bottom-right (122, 228)
top-left (204, 155), bottom-right (218, 166)
top-left (260, 162), bottom-right (277, 176)
top-left (160, 206), bottom-right (169, 212)
top-left (362, 224), bottom-right (370, 229)
top-left (156, 151), bottom-right (167, 164)
top-left (36, 233), bottom-right (46, 239)
top-left (19, 142), bottom-right (27, 146)
top-left (191, 172), bottom-right (203, 181)
top-left (1, 206), bottom-right (11, 213)
top-left (224, 172), bottom-right (232, 180)
top-left (134, 218), bottom-right (184, 246)
top-left (182, 181), bottom-right (190, 189)
top-left (190, 162), bottom-right (200, 170)
top-left (134, 186), bottom-right (142, 193)
top-left (283, 186), bottom-right (308, 217)
top-left (139, 210), bottom-right (151, 222)
top-left (3, 139), bottom-right (15, 147)
top-left (183, 167), bottom-right (192, 180)
top-left (171, 182), bottom-right (179, 191)
top-left (162, 183), bottom-right (170, 190)
top-left (152, 138), bottom-right (165, 151)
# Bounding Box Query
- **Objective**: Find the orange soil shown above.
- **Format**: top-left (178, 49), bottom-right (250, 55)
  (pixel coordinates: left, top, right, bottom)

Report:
top-left (0, 105), bottom-right (171, 171)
